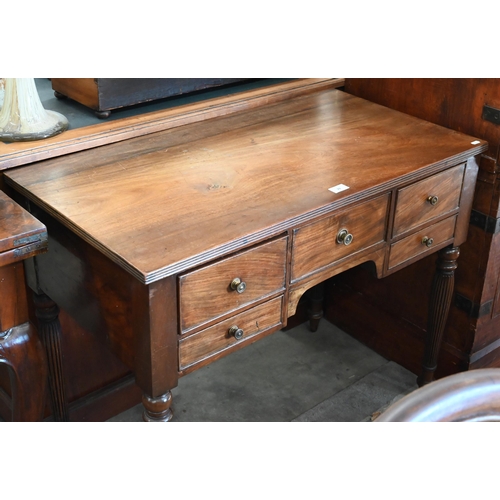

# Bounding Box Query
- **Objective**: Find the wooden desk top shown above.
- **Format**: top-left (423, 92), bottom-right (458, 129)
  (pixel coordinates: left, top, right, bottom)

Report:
top-left (0, 190), bottom-right (47, 266)
top-left (4, 88), bottom-right (487, 283)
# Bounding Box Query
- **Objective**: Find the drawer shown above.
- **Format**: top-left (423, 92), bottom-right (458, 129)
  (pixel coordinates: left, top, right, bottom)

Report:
top-left (393, 164), bottom-right (465, 237)
top-left (291, 194), bottom-right (389, 282)
top-left (179, 296), bottom-right (283, 371)
top-left (179, 237), bottom-right (287, 333)
top-left (388, 216), bottom-right (457, 269)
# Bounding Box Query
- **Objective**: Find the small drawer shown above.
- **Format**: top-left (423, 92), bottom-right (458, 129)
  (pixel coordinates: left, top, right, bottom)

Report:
top-left (179, 237), bottom-right (287, 333)
top-left (291, 194), bottom-right (389, 282)
top-left (393, 164), bottom-right (465, 237)
top-left (179, 296), bottom-right (283, 371)
top-left (388, 216), bottom-right (457, 269)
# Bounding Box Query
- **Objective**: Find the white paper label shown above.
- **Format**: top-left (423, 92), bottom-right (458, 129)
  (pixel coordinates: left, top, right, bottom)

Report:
top-left (329, 184), bottom-right (350, 194)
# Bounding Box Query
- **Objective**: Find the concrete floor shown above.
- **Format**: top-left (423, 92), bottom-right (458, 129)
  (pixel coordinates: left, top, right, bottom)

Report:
top-left (108, 319), bottom-right (418, 422)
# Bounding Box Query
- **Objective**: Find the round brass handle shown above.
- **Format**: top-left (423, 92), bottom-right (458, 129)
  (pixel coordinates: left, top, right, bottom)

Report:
top-left (228, 325), bottom-right (244, 340)
top-left (422, 236), bottom-right (434, 247)
top-left (230, 277), bottom-right (246, 294)
top-left (427, 195), bottom-right (439, 206)
top-left (336, 228), bottom-right (353, 246)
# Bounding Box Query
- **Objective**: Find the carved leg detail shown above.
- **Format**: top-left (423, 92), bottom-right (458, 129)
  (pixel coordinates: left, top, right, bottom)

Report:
top-left (0, 323), bottom-right (48, 421)
top-left (142, 391), bottom-right (173, 422)
top-left (308, 282), bottom-right (325, 332)
top-left (418, 246), bottom-right (459, 387)
top-left (33, 292), bottom-right (69, 421)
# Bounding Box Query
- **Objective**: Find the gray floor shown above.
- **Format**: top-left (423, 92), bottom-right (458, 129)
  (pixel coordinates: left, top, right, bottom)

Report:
top-left (108, 319), bottom-right (418, 422)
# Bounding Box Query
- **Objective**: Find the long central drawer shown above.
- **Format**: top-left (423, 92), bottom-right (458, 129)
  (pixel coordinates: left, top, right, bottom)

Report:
top-left (291, 194), bottom-right (389, 282)
top-left (178, 236), bottom-right (287, 333)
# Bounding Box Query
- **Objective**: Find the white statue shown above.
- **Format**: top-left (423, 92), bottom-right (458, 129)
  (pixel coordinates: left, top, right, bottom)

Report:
top-left (0, 78), bottom-right (68, 142)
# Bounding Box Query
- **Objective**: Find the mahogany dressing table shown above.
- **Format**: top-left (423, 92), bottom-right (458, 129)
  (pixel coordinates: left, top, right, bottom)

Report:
top-left (2, 83), bottom-right (488, 421)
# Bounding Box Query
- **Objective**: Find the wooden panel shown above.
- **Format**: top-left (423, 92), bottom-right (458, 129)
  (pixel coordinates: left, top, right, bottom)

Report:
top-left (389, 216), bottom-right (457, 269)
top-left (51, 78), bottom-right (99, 109)
top-left (179, 237), bottom-right (287, 333)
top-left (179, 296), bottom-right (283, 371)
top-left (291, 194), bottom-right (389, 282)
top-left (0, 263), bottom-right (28, 332)
top-left (393, 164), bottom-right (464, 237)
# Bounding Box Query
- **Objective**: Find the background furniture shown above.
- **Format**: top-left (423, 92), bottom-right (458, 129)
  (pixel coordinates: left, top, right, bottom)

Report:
top-left (325, 79), bottom-right (500, 380)
top-left (0, 191), bottom-right (48, 421)
top-left (3, 85), bottom-right (486, 421)
top-left (51, 78), bottom-right (249, 118)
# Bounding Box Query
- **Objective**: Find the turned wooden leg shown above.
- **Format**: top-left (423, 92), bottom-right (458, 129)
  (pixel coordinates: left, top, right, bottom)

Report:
top-left (33, 292), bottom-right (69, 421)
top-left (142, 391), bottom-right (173, 422)
top-left (418, 246), bottom-right (459, 387)
top-left (308, 282), bottom-right (325, 332)
top-left (0, 323), bottom-right (48, 421)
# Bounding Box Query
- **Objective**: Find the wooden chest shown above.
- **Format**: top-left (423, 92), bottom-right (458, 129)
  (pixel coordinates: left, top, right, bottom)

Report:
top-left (51, 78), bottom-right (248, 118)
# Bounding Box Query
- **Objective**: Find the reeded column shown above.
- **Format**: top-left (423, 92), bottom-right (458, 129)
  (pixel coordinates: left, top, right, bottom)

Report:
top-left (418, 246), bottom-right (460, 387)
top-left (33, 292), bottom-right (69, 421)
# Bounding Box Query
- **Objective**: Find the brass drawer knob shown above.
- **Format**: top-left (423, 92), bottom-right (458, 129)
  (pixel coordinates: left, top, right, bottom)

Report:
top-left (422, 236), bottom-right (434, 247)
top-left (336, 228), bottom-right (353, 246)
top-left (427, 195), bottom-right (439, 206)
top-left (230, 277), bottom-right (246, 294)
top-left (228, 325), bottom-right (244, 340)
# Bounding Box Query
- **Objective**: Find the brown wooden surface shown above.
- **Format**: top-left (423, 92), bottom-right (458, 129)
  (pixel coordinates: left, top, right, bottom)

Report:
top-left (0, 190), bottom-right (47, 258)
top-left (3, 85), bottom-right (489, 420)
top-left (392, 164), bottom-right (464, 237)
top-left (179, 296), bottom-right (283, 371)
top-left (0, 79), bottom-right (344, 171)
top-left (4, 89), bottom-right (486, 285)
top-left (179, 236), bottom-right (287, 333)
top-left (388, 216), bottom-right (456, 270)
top-left (291, 194), bottom-right (389, 282)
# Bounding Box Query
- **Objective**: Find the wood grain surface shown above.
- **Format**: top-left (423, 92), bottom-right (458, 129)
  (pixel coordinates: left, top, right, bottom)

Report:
top-left (5, 89), bottom-right (487, 284)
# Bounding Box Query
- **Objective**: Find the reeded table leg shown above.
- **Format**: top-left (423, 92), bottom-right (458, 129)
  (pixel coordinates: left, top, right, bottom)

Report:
top-left (142, 391), bottom-right (173, 422)
top-left (0, 323), bottom-right (48, 421)
top-left (418, 246), bottom-right (459, 387)
top-left (33, 292), bottom-right (69, 421)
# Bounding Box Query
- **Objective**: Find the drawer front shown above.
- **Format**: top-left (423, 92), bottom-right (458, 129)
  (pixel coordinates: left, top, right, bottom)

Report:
top-left (389, 216), bottom-right (457, 269)
top-left (393, 164), bottom-right (465, 237)
top-left (179, 296), bottom-right (283, 370)
top-left (291, 194), bottom-right (389, 282)
top-left (179, 237), bottom-right (287, 333)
